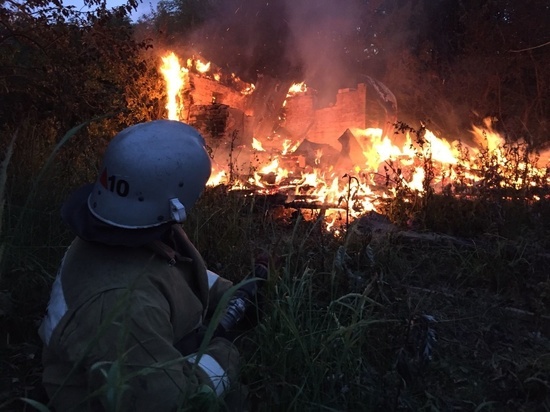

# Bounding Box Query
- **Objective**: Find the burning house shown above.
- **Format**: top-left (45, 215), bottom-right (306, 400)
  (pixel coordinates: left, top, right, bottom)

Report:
top-left (166, 53), bottom-right (398, 176)
top-left (159, 51), bottom-right (549, 227)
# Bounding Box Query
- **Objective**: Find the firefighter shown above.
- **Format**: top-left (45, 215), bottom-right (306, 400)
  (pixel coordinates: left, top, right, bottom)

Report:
top-left (38, 120), bottom-right (261, 411)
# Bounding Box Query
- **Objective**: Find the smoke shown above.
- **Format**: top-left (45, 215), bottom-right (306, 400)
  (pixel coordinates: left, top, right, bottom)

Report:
top-left (186, 1), bottom-right (292, 80)
top-left (180, 0), bottom-right (495, 142)
top-left (283, 0), bottom-right (364, 101)
top-left (188, 0), bottom-right (364, 100)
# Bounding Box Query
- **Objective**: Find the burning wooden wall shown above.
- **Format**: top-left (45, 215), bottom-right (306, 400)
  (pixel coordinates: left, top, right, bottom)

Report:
top-left (184, 72), bottom-right (387, 164)
top-left (284, 83), bottom-right (369, 146)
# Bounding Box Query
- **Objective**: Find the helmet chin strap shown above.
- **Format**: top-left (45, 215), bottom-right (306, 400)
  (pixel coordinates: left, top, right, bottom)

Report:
top-left (169, 198), bottom-right (187, 222)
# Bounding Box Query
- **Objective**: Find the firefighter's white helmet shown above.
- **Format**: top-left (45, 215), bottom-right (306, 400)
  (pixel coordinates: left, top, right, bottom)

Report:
top-left (87, 120), bottom-right (211, 228)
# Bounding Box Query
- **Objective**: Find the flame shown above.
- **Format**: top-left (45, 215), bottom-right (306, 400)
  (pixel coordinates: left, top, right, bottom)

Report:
top-left (424, 130), bottom-right (458, 164)
top-left (353, 127), bottom-right (415, 170)
top-left (207, 170), bottom-right (227, 187)
top-left (160, 52), bottom-right (188, 120)
top-left (260, 158), bottom-right (280, 175)
top-left (241, 83), bottom-right (256, 96)
top-left (287, 82), bottom-right (308, 96)
top-left (252, 138), bottom-right (265, 151)
top-left (281, 139), bottom-right (300, 155)
top-left (187, 58), bottom-right (211, 73)
top-left (159, 51), bottom-right (549, 230)
top-left (472, 117), bottom-right (504, 151)
top-left (283, 82), bottom-right (308, 107)
top-left (408, 167), bottom-right (425, 192)
top-left (250, 158), bottom-right (289, 186)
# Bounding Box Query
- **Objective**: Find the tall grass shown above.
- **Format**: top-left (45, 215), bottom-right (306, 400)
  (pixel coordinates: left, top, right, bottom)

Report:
top-left (2, 114), bottom-right (118, 273)
top-left (0, 118), bottom-right (113, 410)
top-left (243, 267), bottom-right (397, 411)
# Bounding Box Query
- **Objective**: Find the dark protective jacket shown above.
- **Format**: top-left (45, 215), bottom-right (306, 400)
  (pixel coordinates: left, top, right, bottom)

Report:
top-left (39, 224), bottom-right (238, 411)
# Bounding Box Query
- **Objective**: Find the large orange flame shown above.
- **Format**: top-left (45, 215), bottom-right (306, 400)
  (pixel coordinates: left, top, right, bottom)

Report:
top-left (160, 52), bottom-right (188, 120)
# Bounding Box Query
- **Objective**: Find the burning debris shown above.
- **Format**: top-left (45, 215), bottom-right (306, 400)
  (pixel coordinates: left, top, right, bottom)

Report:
top-left (158, 51), bottom-right (550, 229)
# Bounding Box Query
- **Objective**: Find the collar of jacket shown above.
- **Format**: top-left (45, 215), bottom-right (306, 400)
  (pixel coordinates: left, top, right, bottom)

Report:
top-left (148, 224), bottom-right (210, 310)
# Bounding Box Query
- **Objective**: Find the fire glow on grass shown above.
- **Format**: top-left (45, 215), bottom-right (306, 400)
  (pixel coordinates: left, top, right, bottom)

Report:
top-left (159, 51), bottom-right (550, 227)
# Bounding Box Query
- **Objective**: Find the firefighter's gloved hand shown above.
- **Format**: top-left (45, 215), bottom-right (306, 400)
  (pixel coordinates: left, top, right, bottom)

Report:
top-left (254, 253), bottom-right (270, 273)
top-left (237, 262), bottom-right (268, 299)
top-left (215, 260), bottom-right (270, 340)
top-left (216, 291), bottom-right (248, 336)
